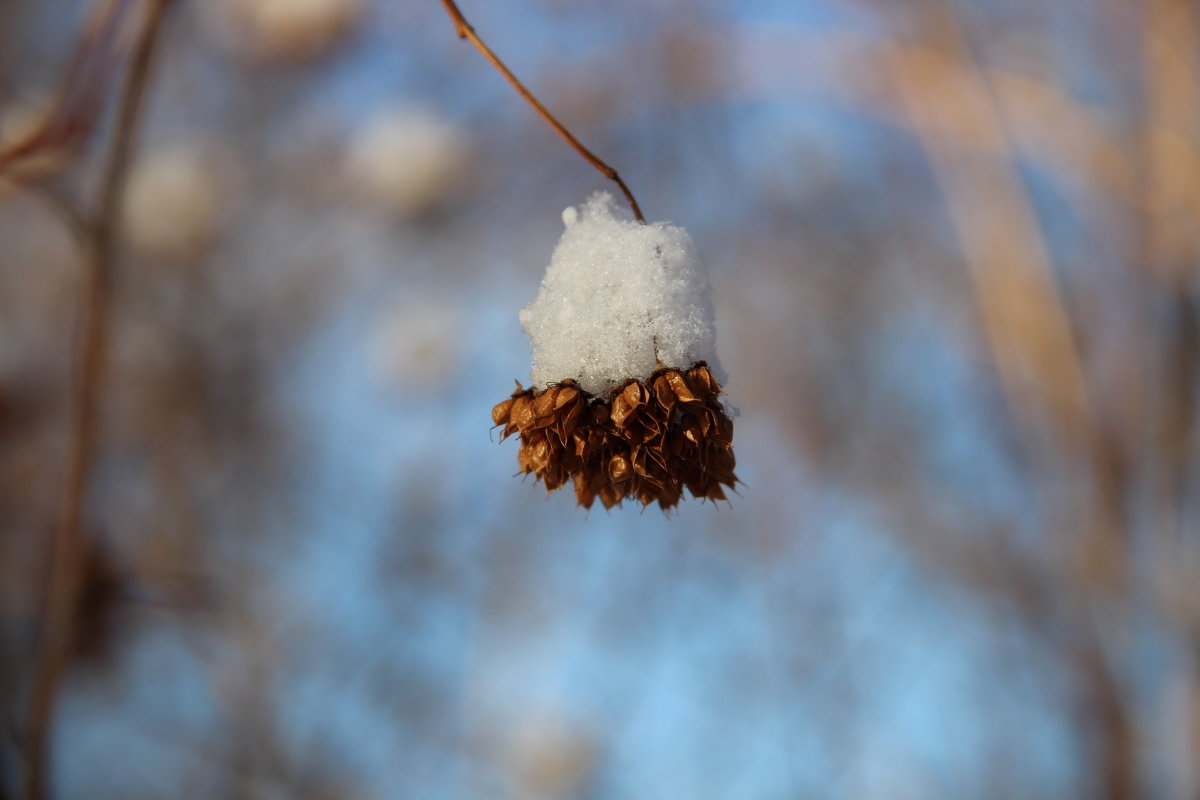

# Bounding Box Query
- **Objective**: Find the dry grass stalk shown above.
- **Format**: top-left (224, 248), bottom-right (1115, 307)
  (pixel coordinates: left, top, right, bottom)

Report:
top-left (492, 362), bottom-right (737, 510)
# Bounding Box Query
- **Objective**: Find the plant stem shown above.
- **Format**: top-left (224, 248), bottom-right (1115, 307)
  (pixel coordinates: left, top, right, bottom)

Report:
top-left (22, 3), bottom-right (167, 798)
top-left (438, 0), bottom-right (646, 223)
top-left (0, 0), bottom-right (135, 178)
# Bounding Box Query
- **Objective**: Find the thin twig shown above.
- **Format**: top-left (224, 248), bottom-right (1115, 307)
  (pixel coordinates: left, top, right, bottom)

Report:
top-left (22, 3), bottom-right (168, 799)
top-left (0, 0), bottom-right (135, 177)
top-left (437, 0), bottom-right (646, 223)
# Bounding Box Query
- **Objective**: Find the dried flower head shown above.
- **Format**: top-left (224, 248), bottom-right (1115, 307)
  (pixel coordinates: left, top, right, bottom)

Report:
top-left (492, 194), bottom-right (736, 510)
top-left (492, 361), bottom-right (737, 510)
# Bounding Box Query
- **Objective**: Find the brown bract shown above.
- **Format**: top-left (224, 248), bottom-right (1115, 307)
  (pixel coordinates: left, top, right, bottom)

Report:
top-left (492, 362), bottom-right (737, 510)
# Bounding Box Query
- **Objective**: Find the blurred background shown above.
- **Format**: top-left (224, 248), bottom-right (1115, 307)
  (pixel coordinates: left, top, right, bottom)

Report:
top-left (1, 0), bottom-right (1198, 798)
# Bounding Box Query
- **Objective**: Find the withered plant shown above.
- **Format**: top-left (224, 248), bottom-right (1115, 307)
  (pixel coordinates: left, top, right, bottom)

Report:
top-left (439, 0), bottom-right (738, 509)
top-left (493, 363), bottom-right (736, 510)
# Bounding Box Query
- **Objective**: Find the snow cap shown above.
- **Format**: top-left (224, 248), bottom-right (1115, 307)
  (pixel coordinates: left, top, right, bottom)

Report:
top-left (519, 192), bottom-right (719, 395)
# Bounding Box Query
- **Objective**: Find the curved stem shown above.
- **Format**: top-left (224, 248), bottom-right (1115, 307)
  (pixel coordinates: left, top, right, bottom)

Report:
top-left (438, 0), bottom-right (646, 223)
top-left (22, 3), bottom-right (168, 798)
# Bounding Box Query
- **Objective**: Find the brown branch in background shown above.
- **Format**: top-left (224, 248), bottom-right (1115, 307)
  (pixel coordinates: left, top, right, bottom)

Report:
top-left (438, 0), bottom-right (646, 223)
top-left (1074, 639), bottom-right (1136, 800)
top-left (887, 32), bottom-right (1092, 463)
top-left (1141, 0), bottom-right (1200, 539)
top-left (22, 3), bottom-right (169, 799)
top-left (0, 0), bottom-right (136, 184)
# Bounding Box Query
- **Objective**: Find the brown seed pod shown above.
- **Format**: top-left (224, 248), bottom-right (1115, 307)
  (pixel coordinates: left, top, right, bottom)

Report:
top-left (509, 394), bottom-right (535, 434)
top-left (610, 381), bottom-right (643, 428)
top-left (492, 397), bottom-right (515, 427)
top-left (491, 362), bottom-right (738, 510)
top-left (686, 362), bottom-right (719, 398)
top-left (665, 370), bottom-right (697, 404)
top-left (609, 453), bottom-right (632, 483)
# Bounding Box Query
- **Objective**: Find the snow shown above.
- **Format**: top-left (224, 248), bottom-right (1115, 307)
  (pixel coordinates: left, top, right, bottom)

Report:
top-left (345, 109), bottom-right (471, 217)
top-left (204, 0), bottom-right (361, 62)
top-left (123, 143), bottom-right (222, 260)
top-left (519, 193), bottom-right (720, 395)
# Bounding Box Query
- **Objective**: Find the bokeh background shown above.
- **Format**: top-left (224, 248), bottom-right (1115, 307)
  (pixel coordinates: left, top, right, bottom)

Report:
top-left (1, 0), bottom-right (1198, 798)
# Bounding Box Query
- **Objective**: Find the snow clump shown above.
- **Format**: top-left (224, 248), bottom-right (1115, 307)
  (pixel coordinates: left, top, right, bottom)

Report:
top-left (519, 192), bottom-right (719, 396)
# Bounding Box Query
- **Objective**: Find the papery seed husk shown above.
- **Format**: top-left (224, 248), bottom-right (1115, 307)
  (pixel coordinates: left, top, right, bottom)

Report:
top-left (492, 361), bottom-right (737, 510)
top-left (610, 393), bottom-right (634, 428)
top-left (666, 371), bottom-right (697, 403)
top-left (510, 396), bottom-right (535, 431)
top-left (609, 453), bottom-right (632, 483)
top-left (652, 374), bottom-right (675, 411)
top-left (492, 397), bottom-right (515, 426)
top-left (556, 386), bottom-right (579, 408)
top-left (687, 363), bottom-right (717, 397)
top-left (532, 389), bottom-right (558, 424)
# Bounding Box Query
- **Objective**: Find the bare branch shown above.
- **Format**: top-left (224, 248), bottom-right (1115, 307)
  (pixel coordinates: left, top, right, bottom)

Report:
top-left (22, 2), bottom-right (170, 798)
top-left (437, 0), bottom-right (646, 223)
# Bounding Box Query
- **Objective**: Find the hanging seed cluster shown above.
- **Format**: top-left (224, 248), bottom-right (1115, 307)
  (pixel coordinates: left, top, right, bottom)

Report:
top-left (492, 362), bottom-right (737, 510)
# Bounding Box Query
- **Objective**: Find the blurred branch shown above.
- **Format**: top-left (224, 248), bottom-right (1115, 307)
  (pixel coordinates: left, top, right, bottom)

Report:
top-left (1141, 0), bottom-right (1200, 538)
top-left (1073, 639), bottom-right (1136, 800)
top-left (895, 13), bottom-right (1138, 800)
top-left (1140, 4), bottom-right (1200, 788)
top-left (0, 0), bottom-right (136, 184)
top-left (22, 2), bottom-right (169, 799)
top-left (698, 25), bottom-right (1137, 204)
top-left (887, 29), bottom-right (1092, 462)
top-left (1140, 0), bottom-right (1200, 286)
top-left (437, 0), bottom-right (646, 222)
top-left (0, 0), bottom-right (136, 262)
top-left (1154, 291), bottom-right (1199, 532)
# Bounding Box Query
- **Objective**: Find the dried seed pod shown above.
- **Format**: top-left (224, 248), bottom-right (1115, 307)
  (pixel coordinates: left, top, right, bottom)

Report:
top-left (492, 396), bottom-right (515, 427)
top-left (543, 464), bottom-right (569, 492)
top-left (532, 387), bottom-right (559, 426)
top-left (589, 404), bottom-right (610, 426)
top-left (574, 477), bottom-right (597, 508)
top-left (492, 361), bottom-right (738, 510)
top-left (665, 371), bottom-right (697, 404)
top-left (597, 483), bottom-right (623, 510)
top-left (609, 453), bottom-right (632, 483)
top-left (686, 362), bottom-right (718, 398)
top-left (652, 373), bottom-right (675, 412)
top-left (510, 394), bottom-right (535, 432)
top-left (710, 421), bottom-right (731, 450)
top-left (554, 382), bottom-right (579, 408)
top-left (610, 382), bottom-right (643, 428)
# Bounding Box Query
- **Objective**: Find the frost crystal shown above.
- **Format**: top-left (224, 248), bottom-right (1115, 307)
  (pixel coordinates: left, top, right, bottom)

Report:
top-left (520, 192), bottom-right (719, 395)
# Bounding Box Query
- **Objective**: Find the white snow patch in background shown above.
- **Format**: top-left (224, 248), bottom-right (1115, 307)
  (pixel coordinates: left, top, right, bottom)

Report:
top-left (345, 108), bottom-right (471, 218)
top-left (520, 192), bottom-right (720, 395)
top-left (203, 0), bottom-right (362, 62)
top-left (123, 143), bottom-right (225, 260)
